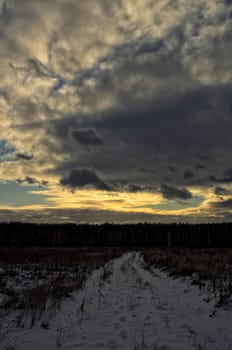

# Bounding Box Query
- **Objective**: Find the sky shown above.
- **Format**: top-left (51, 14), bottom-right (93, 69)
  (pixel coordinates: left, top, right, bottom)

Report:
top-left (0, 0), bottom-right (232, 223)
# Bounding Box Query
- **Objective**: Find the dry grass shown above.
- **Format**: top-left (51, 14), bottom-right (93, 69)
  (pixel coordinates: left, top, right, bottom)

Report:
top-left (0, 247), bottom-right (124, 326)
top-left (1, 246), bottom-right (232, 326)
top-left (143, 248), bottom-right (232, 307)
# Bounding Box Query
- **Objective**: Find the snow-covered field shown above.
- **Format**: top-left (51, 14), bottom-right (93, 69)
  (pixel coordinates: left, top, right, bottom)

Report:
top-left (1, 252), bottom-right (232, 350)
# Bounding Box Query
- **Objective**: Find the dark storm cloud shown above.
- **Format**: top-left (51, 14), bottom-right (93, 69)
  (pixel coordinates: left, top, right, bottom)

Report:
top-left (125, 184), bottom-right (144, 193)
top-left (160, 184), bottom-right (192, 200)
top-left (225, 0), bottom-right (232, 7)
top-left (184, 170), bottom-right (195, 180)
top-left (15, 153), bottom-right (34, 161)
top-left (209, 175), bottom-right (229, 184)
top-left (123, 183), bottom-right (156, 193)
top-left (1, 0), bottom-right (232, 221)
top-left (60, 168), bottom-right (112, 191)
top-left (17, 176), bottom-right (37, 185)
top-left (17, 18), bottom-right (230, 195)
top-left (72, 128), bottom-right (103, 146)
top-left (214, 187), bottom-right (231, 197)
top-left (211, 168), bottom-right (232, 184)
top-left (224, 167), bottom-right (232, 178)
top-left (194, 153), bottom-right (211, 161)
top-left (212, 198), bottom-right (232, 208)
top-left (5, 0), bottom-right (230, 192)
top-left (195, 164), bottom-right (205, 170)
top-left (84, 85), bottom-right (231, 180)
top-left (88, 84), bottom-right (232, 151)
top-left (167, 166), bottom-right (178, 173)
top-left (17, 177), bottom-right (48, 187)
top-left (43, 82), bottom-right (232, 193)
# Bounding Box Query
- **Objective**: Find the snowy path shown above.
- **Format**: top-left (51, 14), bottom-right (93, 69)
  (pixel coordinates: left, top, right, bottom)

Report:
top-left (1, 252), bottom-right (232, 350)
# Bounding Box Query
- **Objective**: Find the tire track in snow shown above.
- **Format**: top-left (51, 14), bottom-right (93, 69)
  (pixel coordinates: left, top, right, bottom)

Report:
top-left (1, 252), bottom-right (232, 350)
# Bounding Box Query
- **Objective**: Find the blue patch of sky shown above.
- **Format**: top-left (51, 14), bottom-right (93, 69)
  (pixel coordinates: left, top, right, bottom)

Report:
top-left (51, 77), bottom-right (66, 94)
top-left (70, 38), bottom-right (164, 88)
top-left (49, 36), bottom-right (164, 95)
top-left (0, 182), bottom-right (52, 207)
top-left (0, 140), bottom-right (15, 160)
top-left (135, 196), bottom-right (204, 212)
top-left (150, 196), bottom-right (205, 211)
top-left (49, 74), bottom-right (67, 96)
top-left (0, 1), bottom-right (7, 21)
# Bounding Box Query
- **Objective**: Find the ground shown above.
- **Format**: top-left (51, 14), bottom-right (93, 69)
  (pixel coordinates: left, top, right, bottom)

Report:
top-left (1, 252), bottom-right (232, 350)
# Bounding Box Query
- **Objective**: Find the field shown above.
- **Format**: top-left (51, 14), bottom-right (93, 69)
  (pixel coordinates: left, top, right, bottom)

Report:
top-left (143, 248), bottom-right (232, 308)
top-left (0, 248), bottom-right (232, 349)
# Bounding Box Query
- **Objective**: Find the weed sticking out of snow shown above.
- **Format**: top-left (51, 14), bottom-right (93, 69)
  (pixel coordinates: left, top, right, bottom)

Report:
top-left (143, 248), bottom-right (232, 308)
top-left (1, 250), bottom-right (232, 350)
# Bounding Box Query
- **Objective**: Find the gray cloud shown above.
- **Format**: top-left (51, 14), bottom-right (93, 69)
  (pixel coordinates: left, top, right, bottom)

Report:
top-left (214, 186), bottom-right (231, 197)
top-left (184, 169), bottom-right (195, 180)
top-left (209, 174), bottom-right (232, 184)
top-left (17, 176), bottom-right (48, 186)
top-left (167, 166), bottom-right (178, 173)
top-left (60, 167), bottom-right (112, 191)
top-left (0, 0), bottom-right (232, 220)
top-left (122, 183), bottom-right (156, 193)
top-left (72, 128), bottom-right (103, 146)
top-left (125, 184), bottom-right (145, 193)
top-left (0, 208), bottom-right (226, 224)
top-left (212, 198), bottom-right (232, 209)
top-left (195, 164), bottom-right (205, 170)
top-left (224, 167), bottom-right (232, 178)
top-left (160, 184), bottom-right (193, 200)
top-left (17, 176), bottom-right (37, 185)
top-left (15, 153), bottom-right (34, 161)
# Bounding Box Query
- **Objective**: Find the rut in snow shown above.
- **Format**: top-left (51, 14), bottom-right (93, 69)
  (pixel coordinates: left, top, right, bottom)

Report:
top-left (1, 252), bottom-right (232, 350)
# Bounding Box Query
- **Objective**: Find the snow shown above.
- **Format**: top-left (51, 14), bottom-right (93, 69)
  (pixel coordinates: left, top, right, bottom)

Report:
top-left (1, 252), bottom-right (232, 350)
top-left (0, 294), bottom-right (8, 305)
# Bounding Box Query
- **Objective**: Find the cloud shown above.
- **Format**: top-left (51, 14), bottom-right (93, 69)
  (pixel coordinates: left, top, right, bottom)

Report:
top-left (72, 128), bottom-right (103, 146)
top-left (125, 184), bottom-right (145, 193)
top-left (167, 166), bottom-right (178, 173)
top-left (195, 164), bottom-right (205, 170)
top-left (224, 167), bottom-right (232, 178)
top-left (123, 183), bottom-right (156, 193)
top-left (160, 184), bottom-right (193, 200)
top-left (184, 169), bottom-right (195, 180)
top-left (15, 153), bottom-right (34, 161)
top-left (17, 176), bottom-right (37, 185)
top-left (60, 168), bottom-right (112, 191)
top-left (17, 176), bottom-right (48, 187)
top-left (0, 0), bottom-right (232, 221)
top-left (209, 174), bottom-right (232, 184)
top-left (0, 139), bottom-right (33, 163)
top-left (214, 186), bottom-right (231, 197)
top-left (212, 198), bottom-right (232, 209)
top-left (209, 168), bottom-right (232, 185)
top-left (0, 207), bottom-right (226, 224)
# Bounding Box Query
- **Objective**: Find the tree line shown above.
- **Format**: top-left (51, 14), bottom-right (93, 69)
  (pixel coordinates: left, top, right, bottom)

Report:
top-left (0, 222), bottom-right (231, 248)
